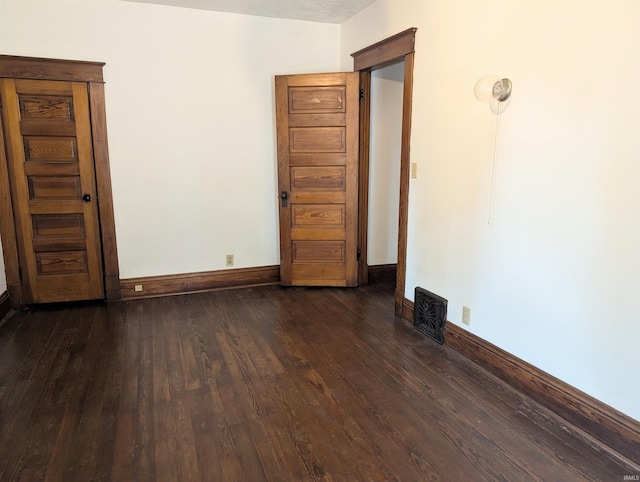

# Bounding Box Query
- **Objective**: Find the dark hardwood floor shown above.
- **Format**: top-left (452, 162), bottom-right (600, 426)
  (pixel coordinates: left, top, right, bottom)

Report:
top-left (0, 281), bottom-right (636, 481)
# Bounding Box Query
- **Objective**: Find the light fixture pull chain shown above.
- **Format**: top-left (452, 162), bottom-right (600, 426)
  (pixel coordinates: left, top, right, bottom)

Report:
top-left (488, 103), bottom-right (502, 226)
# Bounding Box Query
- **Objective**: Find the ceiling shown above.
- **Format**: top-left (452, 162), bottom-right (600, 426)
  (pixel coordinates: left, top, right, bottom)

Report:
top-left (122, 0), bottom-right (378, 24)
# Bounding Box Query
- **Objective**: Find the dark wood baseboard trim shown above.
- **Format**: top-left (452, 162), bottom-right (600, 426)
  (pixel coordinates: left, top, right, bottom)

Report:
top-left (402, 296), bottom-right (413, 321)
top-left (402, 297), bottom-right (640, 468)
top-left (120, 265), bottom-right (280, 300)
top-left (0, 290), bottom-right (11, 320)
top-left (367, 264), bottom-right (397, 283)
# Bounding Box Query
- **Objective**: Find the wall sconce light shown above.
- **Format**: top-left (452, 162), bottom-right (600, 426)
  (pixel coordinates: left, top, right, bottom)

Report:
top-left (475, 75), bottom-right (512, 114)
top-left (474, 74), bottom-right (513, 225)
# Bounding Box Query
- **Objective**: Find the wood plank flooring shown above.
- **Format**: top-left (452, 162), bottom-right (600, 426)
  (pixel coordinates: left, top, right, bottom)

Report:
top-left (0, 281), bottom-right (636, 481)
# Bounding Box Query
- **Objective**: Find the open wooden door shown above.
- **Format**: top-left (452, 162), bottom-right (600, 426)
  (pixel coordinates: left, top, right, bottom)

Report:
top-left (275, 72), bottom-right (359, 287)
top-left (0, 78), bottom-right (104, 303)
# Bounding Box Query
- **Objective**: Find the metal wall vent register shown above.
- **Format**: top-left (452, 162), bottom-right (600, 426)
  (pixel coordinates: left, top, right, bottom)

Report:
top-left (413, 287), bottom-right (448, 344)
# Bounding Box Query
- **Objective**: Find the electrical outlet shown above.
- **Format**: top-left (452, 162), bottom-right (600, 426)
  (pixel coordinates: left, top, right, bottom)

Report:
top-left (134, 284), bottom-right (143, 292)
top-left (462, 306), bottom-right (471, 325)
top-left (226, 254), bottom-right (234, 267)
top-left (411, 162), bottom-right (418, 179)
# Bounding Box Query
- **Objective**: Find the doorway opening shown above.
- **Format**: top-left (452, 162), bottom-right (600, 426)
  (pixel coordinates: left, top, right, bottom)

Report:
top-left (352, 28), bottom-right (417, 317)
top-left (366, 61), bottom-right (404, 283)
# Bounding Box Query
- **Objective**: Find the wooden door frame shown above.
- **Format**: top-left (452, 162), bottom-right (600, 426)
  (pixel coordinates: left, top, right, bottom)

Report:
top-left (352, 28), bottom-right (417, 316)
top-left (0, 55), bottom-right (120, 307)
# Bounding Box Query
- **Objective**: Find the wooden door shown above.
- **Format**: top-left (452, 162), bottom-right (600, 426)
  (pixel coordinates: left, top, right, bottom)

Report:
top-left (0, 78), bottom-right (104, 303)
top-left (275, 72), bottom-right (359, 287)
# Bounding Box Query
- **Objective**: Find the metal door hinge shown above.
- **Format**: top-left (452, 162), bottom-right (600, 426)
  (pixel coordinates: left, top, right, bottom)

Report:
top-left (357, 249), bottom-right (361, 261)
top-left (359, 89), bottom-right (364, 101)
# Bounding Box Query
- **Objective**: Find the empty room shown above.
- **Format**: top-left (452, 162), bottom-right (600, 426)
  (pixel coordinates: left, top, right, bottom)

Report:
top-left (0, 0), bottom-right (639, 480)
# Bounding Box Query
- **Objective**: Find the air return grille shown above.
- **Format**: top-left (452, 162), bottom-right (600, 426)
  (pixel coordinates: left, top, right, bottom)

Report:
top-left (413, 287), bottom-right (447, 344)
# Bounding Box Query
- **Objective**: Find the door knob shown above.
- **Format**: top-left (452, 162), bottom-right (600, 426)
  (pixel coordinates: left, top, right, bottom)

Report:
top-left (82, 193), bottom-right (91, 202)
top-left (280, 191), bottom-right (288, 207)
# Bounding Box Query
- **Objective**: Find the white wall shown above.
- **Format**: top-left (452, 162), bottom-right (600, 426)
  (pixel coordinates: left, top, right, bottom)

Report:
top-left (0, 243), bottom-right (6, 293)
top-left (342, 0), bottom-right (640, 421)
top-left (2, 0), bottom-right (637, 423)
top-left (0, 0), bottom-right (340, 278)
top-left (368, 62), bottom-right (403, 265)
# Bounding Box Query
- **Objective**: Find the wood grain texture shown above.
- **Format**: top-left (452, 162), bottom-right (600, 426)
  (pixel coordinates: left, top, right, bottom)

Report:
top-left (1, 79), bottom-right (104, 303)
top-left (0, 99), bottom-right (23, 308)
top-left (290, 127), bottom-right (346, 152)
top-left (403, 296), bottom-right (640, 468)
top-left (351, 28), bottom-right (417, 71)
top-left (0, 57), bottom-right (119, 306)
top-left (289, 86), bottom-right (346, 112)
top-left (0, 282), bottom-right (635, 480)
top-left (290, 166), bottom-right (345, 190)
top-left (291, 205), bottom-right (345, 227)
top-left (351, 31), bottom-right (415, 312)
top-left (394, 52), bottom-right (415, 316)
top-left (120, 265), bottom-right (280, 299)
top-left (28, 176), bottom-right (81, 200)
top-left (89, 82), bottom-right (120, 301)
top-left (357, 71), bottom-right (371, 285)
top-left (276, 73), bottom-right (359, 287)
top-left (0, 55), bottom-right (104, 83)
top-left (367, 263), bottom-right (397, 283)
